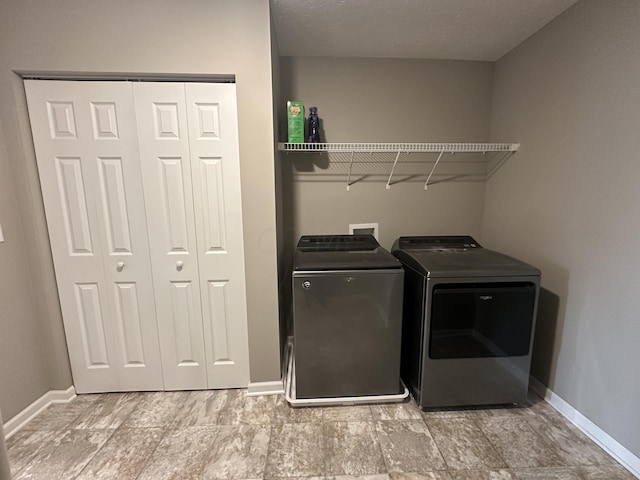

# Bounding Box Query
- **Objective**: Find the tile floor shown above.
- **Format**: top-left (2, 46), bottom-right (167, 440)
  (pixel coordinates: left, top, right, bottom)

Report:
top-left (5, 389), bottom-right (635, 480)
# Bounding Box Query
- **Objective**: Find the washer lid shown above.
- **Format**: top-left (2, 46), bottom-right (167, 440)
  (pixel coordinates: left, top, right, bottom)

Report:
top-left (294, 235), bottom-right (402, 271)
top-left (392, 236), bottom-right (540, 277)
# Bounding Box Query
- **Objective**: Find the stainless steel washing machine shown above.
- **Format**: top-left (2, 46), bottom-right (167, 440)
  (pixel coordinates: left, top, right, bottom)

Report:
top-left (392, 236), bottom-right (540, 408)
top-left (293, 235), bottom-right (404, 399)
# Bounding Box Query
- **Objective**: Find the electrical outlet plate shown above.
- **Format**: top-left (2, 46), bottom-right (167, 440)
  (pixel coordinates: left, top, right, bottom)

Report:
top-left (0, 222), bottom-right (4, 243)
top-left (349, 223), bottom-right (378, 240)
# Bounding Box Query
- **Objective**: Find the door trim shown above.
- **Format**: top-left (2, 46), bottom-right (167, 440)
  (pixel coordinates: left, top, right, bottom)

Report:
top-left (18, 70), bottom-right (235, 83)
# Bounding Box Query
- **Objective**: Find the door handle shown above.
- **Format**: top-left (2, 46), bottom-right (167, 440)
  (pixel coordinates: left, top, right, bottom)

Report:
top-left (116, 262), bottom-right (125, 272)
top-left (176, 261), bottom-right (184, 271)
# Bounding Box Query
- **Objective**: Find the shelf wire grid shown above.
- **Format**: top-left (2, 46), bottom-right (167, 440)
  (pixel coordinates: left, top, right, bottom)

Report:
top-left (278, 142), bottom-right (519, 153)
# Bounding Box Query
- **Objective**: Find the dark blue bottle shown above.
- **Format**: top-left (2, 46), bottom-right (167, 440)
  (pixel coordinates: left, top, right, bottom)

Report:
top-left (306, 106), bottom-right (321, 143)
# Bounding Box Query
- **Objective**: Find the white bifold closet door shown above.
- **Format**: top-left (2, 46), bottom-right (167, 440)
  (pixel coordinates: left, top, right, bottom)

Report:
top-left (25, 81), bottom-right (164, 392)
top-left (133, 82), bottom-right (250, 390)
top-left (25, 80), bottom-right (250, 393)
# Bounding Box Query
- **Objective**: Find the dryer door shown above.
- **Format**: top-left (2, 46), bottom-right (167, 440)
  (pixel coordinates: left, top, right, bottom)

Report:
top-left (429, 282), bottom-right (537, 359)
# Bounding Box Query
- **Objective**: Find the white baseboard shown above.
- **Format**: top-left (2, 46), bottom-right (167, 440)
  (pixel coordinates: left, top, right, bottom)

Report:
top-left (529, 376), bottom-right (640, 479)
top-left (3, 386), bottom-right (76, 439)
top-left (247, 380), bottom-right (284, 396)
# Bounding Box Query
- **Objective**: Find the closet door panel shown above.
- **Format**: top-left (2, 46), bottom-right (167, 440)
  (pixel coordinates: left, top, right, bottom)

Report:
top-left (25, 80), bottom-right (163, 393)
top-left (97, 157), bottom-right (133, 253)
top-left (112, 282), bottom-right (147, 366)
top-left (86, 83), bottom-right (164, 391)
top-left (74, 282), bottom-right (110, 368)
top-left (186, 83), bottom-right (250, 388)
top-left (158, 157), bottom-right (190, 252)
top-left (134, 82), bottom-right (207, 390)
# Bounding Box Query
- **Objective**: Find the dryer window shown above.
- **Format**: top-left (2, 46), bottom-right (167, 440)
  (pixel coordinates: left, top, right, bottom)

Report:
top-left (429, 282), bottom-right (536, 359)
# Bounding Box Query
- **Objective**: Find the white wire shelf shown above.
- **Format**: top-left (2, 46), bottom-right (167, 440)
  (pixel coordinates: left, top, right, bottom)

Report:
top-left (278, 142), bottom-right (519, 153)
top-left (278, 142), bottom-right (520, 190)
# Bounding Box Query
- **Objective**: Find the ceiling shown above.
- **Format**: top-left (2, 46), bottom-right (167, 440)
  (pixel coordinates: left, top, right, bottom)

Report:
top-left (271, 0), bottom-right (578, 61)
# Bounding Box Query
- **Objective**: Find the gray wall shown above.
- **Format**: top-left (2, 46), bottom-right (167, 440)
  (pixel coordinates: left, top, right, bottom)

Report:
top-left (483, 0), bottom-right (640, 457)
top-left (280, 57), bottom-right (494, 251)
top-left (0, 127), bottom-right (55, 421)
top-left (0, 0), bottom-right (281, 420)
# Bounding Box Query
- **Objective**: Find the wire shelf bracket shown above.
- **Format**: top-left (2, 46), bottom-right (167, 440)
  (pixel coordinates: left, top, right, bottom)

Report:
top-left (424, 149), bottom-right (447, 190)
top-left (386, 150), bottom-right (404, 190)
top-left (346, 150), bottom-right (355, 191)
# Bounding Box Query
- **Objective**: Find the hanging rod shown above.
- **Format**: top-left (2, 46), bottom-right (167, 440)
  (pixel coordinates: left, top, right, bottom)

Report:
top-left (278, 142), bottom-right (520, 153)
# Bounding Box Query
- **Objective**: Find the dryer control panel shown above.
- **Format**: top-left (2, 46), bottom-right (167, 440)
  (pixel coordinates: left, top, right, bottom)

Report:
top-left (396, 236), bottom-right (480, 250)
